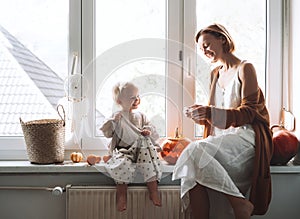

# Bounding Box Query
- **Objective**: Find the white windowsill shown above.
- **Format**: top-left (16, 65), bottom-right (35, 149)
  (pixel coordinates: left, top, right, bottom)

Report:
top-left (0, 160), bottom-right (300, 174)
top-left (0, 160), bottom-right (175, 173)
top-left (270, 162), bottom-right (300, 173)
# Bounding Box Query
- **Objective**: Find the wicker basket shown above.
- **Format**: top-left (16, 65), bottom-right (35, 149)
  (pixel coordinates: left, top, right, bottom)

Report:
top-left (20, 105), bottom-right (66, 164)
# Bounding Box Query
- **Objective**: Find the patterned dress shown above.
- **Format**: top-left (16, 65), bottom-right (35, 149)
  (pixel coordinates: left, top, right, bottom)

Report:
top-left (100, 111), bottom-right (162, 184)
top-left (173, 62), bottom-right (256, 218)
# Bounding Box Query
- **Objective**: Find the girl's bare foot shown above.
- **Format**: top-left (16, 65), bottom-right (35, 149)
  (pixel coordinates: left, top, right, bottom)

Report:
top-left (86, 154), bottom-right (101, 165)
top-left (147, 181), bottom-right (162, 207)
top-left (116, 184), bottom-right (127, 211)
top-left (149, 191), bottom-right (162, 206)
top-left (103, 155), bottom-right (111, 163)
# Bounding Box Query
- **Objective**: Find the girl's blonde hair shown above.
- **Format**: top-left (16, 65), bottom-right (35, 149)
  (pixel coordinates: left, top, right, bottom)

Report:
top-left (112, 82), bottom-right (138, 104)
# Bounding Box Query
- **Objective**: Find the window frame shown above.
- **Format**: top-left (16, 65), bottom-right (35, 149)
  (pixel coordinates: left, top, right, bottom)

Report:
top-left (80, 0), bottom-right (185, 154)
top-left (182, 0), bottom-right (284, 131)
top-left (0, 0), bottom-right (75, 160)
top-left (0, 0), bottom-right (285, 160)
top-left (266, 0), bottom-right (284, 126)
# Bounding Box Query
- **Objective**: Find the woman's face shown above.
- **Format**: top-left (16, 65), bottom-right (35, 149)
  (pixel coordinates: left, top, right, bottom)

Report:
top-left (198, 33), bottom-right (225, 63)
top-left (118, 86), bottom-right (140, 111)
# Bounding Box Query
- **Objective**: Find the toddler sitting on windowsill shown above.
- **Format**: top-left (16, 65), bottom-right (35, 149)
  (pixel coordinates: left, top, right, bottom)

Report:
top-left (99, 82), bottom-right (162, 212)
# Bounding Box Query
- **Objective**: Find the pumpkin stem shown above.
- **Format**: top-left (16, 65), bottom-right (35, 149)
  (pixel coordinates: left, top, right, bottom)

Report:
top-left (175, 127), bottom-right (179, 138)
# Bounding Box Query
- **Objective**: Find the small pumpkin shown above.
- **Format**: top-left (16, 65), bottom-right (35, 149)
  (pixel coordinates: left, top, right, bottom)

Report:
top-left (70, 151), bottom-right (83, 163)
top-left (271, 125), bottom-right (299, 165)
top-left (160, 128), bottom-right (191, 165)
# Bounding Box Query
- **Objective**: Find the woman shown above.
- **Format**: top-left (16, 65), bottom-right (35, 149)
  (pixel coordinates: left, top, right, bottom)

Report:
top-left (172, 24), bottom-right (273, 219)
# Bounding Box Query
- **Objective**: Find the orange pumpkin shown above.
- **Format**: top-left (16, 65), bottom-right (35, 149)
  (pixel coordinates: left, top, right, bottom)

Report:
top-left (271, 127), bottom-right (299, 165)
top-left (70, 151), bottom-right (83, 163)
top-left (160, 128), bottom-right (191, 165)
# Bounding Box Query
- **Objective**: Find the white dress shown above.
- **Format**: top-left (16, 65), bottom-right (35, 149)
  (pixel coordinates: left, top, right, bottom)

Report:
top-left (172, 63), bottom-right (256, 218)
top-left (100, 111), bottom-right (162, 184)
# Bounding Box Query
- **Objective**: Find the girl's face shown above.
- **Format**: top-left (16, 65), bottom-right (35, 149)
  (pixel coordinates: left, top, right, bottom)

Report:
top-left (118, 86), bottom-right (140, 112)
top-left (198, 33), bottom-right (225, 63)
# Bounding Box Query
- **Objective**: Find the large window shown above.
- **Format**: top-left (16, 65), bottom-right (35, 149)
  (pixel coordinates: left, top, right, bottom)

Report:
top-left (80, 0), bottom-right (183, 153)
top-left (193, 0), bottom-right (266, 136)
top-left (82, 0), bottom-right (269, 151)
top-left (95, 0), bottom-right (167, 137)
top-left (0, 0), bottom-right (68, 158)
top-left (0, 0), bottom-right (285, 159)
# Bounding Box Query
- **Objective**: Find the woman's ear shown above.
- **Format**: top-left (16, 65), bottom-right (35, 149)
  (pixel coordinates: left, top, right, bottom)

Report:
top-left (221, 36), bottom-right (226, 44)
top-left (221, 36), bottom-right (229, 53)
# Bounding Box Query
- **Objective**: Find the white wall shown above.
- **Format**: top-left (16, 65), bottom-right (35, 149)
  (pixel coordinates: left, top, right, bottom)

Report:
top-left (0, 172), bottom-right (176, 219)
top-left (1, 171), bottom-right (300, 219)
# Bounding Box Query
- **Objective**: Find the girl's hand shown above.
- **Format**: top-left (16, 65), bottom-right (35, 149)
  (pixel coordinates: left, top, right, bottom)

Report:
top-left (113, 112), bottom-right (122, 121)
top-left (141, 129), bottom-right (151, 136)
top-left (155, 146), bottom-right (162, 152)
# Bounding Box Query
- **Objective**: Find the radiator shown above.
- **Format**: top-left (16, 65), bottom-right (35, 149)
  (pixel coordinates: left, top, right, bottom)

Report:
top-left (66, 185), bottom-right (190, 219)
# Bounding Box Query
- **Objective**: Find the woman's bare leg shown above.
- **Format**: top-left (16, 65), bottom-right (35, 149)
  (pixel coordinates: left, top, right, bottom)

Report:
top-left (116, 184), bottom-right (128, 211)
top-left (147, 180), bottom-right (162, 206)
top-left (226, 195), bottom-right (254, 219)
top-left (189, 184), bottom-right (209, 219)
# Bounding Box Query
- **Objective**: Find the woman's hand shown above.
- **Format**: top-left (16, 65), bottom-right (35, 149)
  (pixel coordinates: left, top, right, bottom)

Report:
top-left (183, 104), bottom-right (201, 118)
top-left (191, 105), bottom-right (209, 119)
top-left (184, 104), bottom-right (211, 123)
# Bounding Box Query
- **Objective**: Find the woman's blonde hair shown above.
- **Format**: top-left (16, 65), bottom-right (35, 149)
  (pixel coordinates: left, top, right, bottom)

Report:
top-left (195, 23), bottom-right (235, 53)
top-left (112, 82), bottom-right (138, 104)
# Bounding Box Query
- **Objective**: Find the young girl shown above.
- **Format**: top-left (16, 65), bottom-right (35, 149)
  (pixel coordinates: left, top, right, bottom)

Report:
top-left (100, 82), bottom-right (162, 212)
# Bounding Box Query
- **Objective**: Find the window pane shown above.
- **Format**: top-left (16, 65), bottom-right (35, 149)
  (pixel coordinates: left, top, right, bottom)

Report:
top-left (0, 0), bottom-right (68, 137)
top-left (95, 0), bottom-right (166, 136)
top-left (195, 0), bottom-right (266, 136)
